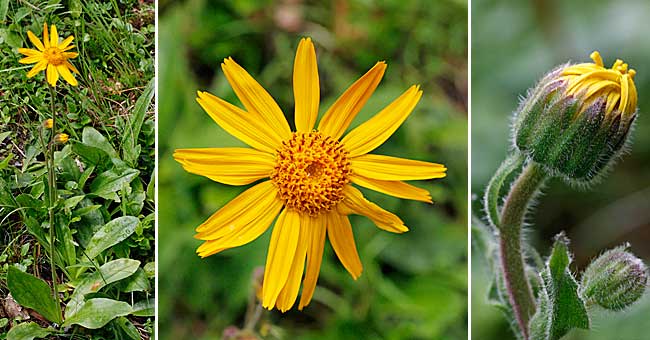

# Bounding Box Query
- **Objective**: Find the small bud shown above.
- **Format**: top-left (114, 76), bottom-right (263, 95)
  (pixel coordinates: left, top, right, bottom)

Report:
top-left (580, 245), bottom-right (647, 311)
top-left (512, 51), bottom-right (638, 184)
top-left (43, 119), bottom-right (53, 129)
top-left (54, 133), bottom-right (69, 144)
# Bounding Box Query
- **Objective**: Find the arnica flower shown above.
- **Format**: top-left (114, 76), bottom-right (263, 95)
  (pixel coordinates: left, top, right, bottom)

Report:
top-left (55, 133), bottom-right (69, 144)
top-left (513, 51), bottom-right (638, 183)
top-left (43, 118), bottom-right (53, 129)
top-left (174, 38), bottom-right (446, 312)
top-left (18, 23), bottom-right (79, 87)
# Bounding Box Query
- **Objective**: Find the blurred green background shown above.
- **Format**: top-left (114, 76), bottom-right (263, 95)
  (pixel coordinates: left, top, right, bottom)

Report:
top-left (472, 0), bottom-right (650, 339)
top-left (159, 0), bottom-right (467, 339)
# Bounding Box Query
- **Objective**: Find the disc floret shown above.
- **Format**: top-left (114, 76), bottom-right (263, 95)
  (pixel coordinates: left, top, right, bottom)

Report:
top-left (271, 131), bottom-right (352, 216)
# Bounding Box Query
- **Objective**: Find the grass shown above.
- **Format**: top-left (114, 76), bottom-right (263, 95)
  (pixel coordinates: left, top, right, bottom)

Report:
top-left (0, 0), bottom-right (155, 339)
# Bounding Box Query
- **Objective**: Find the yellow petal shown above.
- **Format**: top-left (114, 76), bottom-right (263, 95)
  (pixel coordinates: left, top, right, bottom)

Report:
top-left (58, 35), bottom-right (74, 49)
top-left (351, 154), bottom-right (446, 181)
top-left (18, 48), bottom-right (41, 57)
top-left (275, 216), bottom-right (310, 312)
top-left (27, 31), bottom-right (45, 51)
top-left (626, 75), bottom-right (638, 118)
top-left (173, 147), bottom-right (274, 186)
top-left (351, 174), bottom-right (432, 203)
top-left (298, 215), bottom-right (326, 310)
top-left (50, 24), bottom-right (58, 47)
top-left (62, 52), bottom-right (79, 59)
top-left (47, 64), bottom-right (59, 86)
top-left (26, 60), bottom-right (47, 78)
top-left (293, 37), bottom-right (320, 132)
top-left (196, 91), bottom-right (283, 153)
top-left (262, 209), bottom-right (301, 309)
top-left (326, 212), bottom-right (362, 279)
top-left (338, 185), bottom-right (408, 233)
top-left (65, 61), bottom-right (80, 74)
top-left (341, 85), bottom-right (422, 157)
top-left (194, 180), bottom-right (277, 233)
top-left (57, 64), bottom-right (78, 86)
top-left (196, 193), bottom-right (283, 257)
top-left (318, 62), bottom-right (386, 139)
top-left (19, 55), bottom-right (42, 64)
top-left (221, 57), bottom-right (291, 139)
top-left (42, 23), bottom-right (49, 49)
top-left (62, 44), bottom-right (76, 52)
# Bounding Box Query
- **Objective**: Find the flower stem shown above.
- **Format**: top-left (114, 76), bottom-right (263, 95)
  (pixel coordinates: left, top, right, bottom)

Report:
top-left (46, 83), bottom-right (63, 323)
top-left (499, 161), bottom-right (546, 339)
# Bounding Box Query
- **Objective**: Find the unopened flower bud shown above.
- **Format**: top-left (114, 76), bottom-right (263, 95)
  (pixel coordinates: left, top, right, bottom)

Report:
top-left (580, 245), bottom-right (647, 311)
top-left (43, 118), bottom-right (53, 129)
top-left (55, 133), bottom-right (69, 144)
top-left (513, 51), bottom-right (638, 183)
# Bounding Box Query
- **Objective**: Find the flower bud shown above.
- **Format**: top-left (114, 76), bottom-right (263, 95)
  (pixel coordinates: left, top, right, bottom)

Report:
top-left (580, 245), bottom-right (647, 311)
top-left (55, 133), bottom-right (69, 144)
top-left (512, 51), bottom-right (638, 183)
top-left (43, 118), bottom-right (53, 129)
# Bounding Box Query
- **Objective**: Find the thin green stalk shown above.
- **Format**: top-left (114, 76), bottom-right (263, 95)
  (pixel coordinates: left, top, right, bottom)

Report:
top-left (46, 83), bottom-right (63, 323)
top-left (499, 161), bottom-right (546, 339)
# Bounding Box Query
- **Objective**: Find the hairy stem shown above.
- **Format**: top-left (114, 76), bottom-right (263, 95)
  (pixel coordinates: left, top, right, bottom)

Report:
top-left (484, 152), bottom-right (525, 228)
top-left (499, 161), bottom-right (546, 339)
top-left (47, 83), bottom-right (63, 323)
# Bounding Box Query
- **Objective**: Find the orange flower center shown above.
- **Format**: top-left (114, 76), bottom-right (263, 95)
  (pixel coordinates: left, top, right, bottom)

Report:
top-left (271, 131), bottom-right (352, 216)
top-left (44, 47), bottom-right (65, 66)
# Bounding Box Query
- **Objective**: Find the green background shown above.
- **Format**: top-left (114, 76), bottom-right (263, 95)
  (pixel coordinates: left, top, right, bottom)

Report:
top-left (158, 0), bottom-right (467, 339)
top-left (471, 0), bottom-right (650, 339)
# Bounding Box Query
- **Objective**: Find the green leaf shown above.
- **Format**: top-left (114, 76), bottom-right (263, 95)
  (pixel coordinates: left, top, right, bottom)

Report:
top-left (64, 195), bottom-right (86, 211)
top-left (6, 322), bottom-right (53, 340)
top-left (123, 79), bottom-right (154, 166)
top-left (115, 316), bottom-right (142, 340)
top-left (66, 258), bottom-right (140, 318)
top-left (89, 168), bottom-right (139, 201)
top-left (132, 299), bottom-right (154, 317)
top-left (84, 216), bottom-right (140, 259)
top-left (56, 218), bottom-right (77, 267)
top-left (0, 131), bottom-right (11, 144)
top-left (0, 0), bottom-right (6, 22)
top-left (7, 266), bottom-right (62, 324)
top-left (62, 298), bottom-right (132, 329)
top-left (120, 268), bottom-right (151, 292)
top-left (72, 142), bottom-right (109, 167)
top-left (82, 126), bottom-right (118, 159)
top-left (0, 153), bottom-right (13, 170)
top-left (529, 234), bottom-right (590, 340)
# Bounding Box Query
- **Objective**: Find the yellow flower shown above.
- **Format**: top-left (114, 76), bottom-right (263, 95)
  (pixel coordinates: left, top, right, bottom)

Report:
top-left (561, 51), bottom-right (637, 122)
top-left (174, 38), bottom-right (447, 312)
top-left (43, 118), bottom-right (53, 129)
top-left (18, 23), bottom-right (80, 87)
top-left (55, 133), bottom-right (69, 144)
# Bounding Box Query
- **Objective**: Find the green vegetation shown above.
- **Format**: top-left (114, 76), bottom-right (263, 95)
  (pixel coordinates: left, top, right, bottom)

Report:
top-left (0, 0), bottom-right (155, 339)
top-left (159, 0), bottom-right (467, 339)
top-left (472, 0), bottom-right (650, 339)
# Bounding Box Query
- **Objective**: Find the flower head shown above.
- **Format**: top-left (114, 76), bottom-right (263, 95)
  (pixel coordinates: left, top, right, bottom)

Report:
top-left (55, 133), bottom-right (69, 144)
top-left (18, 23), bottom-right (80, 87)
top-left (580, 245), bottom-right (647, 311)
top-left (43, 118), bottom-right (53, 129)
top-left (512, 51), bottom-right (638, 183)
top-left (174, 38), bottom-right (446, 312)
